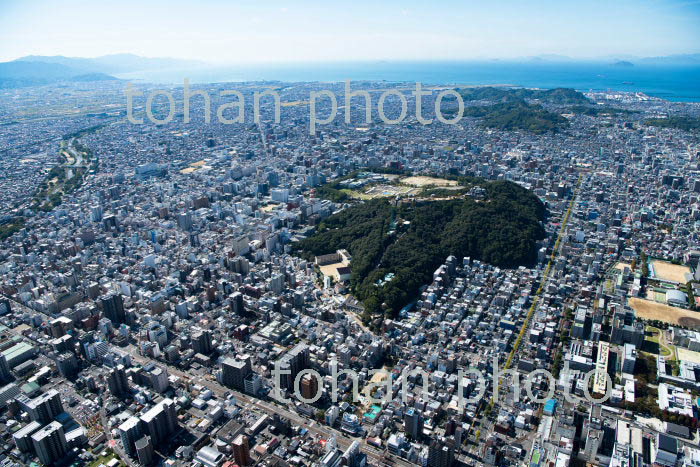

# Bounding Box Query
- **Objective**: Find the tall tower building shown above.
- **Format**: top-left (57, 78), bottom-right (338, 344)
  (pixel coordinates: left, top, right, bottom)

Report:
top-left (177, 212), bottom-right (193, 231)
top-left (276, 343), bottom-right (310, 390)
top-left (118, 416), bottom-right (143, 458)
top-left (107, 365), bottom-right (130, 397)
top-left (232, 434), bottom-right (251, 466)
top-left (342, 440), bottom-right (365, 467)
top-left (0, 354), bottom-right (12, 383)
top-left (140, 398), bottom-right (177, 447)
top-left (427, 437), bottom-right (455, 467)
top-left (31, 421), bottom-right (67, 466)
top-left (192, 329), bottom-right (213, 355)
top-left (135, 435), bottom-right (155, 465)
top-left (221, 356), bottom-right (251, 391)
top-left (230, 292), bottom-right (245, 315)
top-left (300, 373), bottom-right (319, 401)
top-left (269, 273), bottom-right (284, 294)
top-left (100, 293), bottom-right (125, 324)
top-left (56, 352), bottom-right (78, 378)
top-left (24, 390), bottom-right (63, 424)
top-left (404, 408), bottom-right (423, 440)
top-left (145, 365), bottom-right (169, 393)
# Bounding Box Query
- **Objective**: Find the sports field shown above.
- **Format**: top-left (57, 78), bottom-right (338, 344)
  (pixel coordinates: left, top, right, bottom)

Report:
top-left (364, 184), bottom-right (416, 198)
top-left (319, 261), bottom-right (350, 279)
top-left (400, 176), bottom-right (459, 187)
top-left (629, 297), bottom-right (700, 329)
top-left (613, 262), bottom-right (633, 272)
top-left (677, 347), bottom-right (700, 364)
top-left (650, 260), bottom-right (692, 283)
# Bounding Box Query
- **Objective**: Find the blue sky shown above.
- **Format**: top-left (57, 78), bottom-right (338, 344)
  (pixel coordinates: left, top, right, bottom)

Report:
top-left (0, 0), bottom-right (699, 62)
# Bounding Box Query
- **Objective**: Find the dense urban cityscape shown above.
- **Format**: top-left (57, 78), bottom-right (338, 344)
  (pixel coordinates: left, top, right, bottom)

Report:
top-left (0, 72), bottom-right (698, 467)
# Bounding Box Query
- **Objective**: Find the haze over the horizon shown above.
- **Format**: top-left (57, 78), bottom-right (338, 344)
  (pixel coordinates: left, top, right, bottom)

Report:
top-left (1, 0), bottom-right (699, 64)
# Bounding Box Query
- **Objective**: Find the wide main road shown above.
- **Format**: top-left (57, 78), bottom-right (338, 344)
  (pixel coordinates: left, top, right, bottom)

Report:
top-left (462, 175), bottom-right (583, 446)
top-left (504, 174), bottom-right (582, 371)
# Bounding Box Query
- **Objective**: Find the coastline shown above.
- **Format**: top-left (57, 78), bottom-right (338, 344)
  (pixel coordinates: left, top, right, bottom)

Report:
top-left (114, 61), bottom-right (700, 103)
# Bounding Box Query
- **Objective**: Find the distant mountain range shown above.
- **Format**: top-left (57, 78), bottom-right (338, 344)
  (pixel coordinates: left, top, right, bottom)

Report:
top-left (14, 53), bottom-right (205, 74)
top-left (0, 53), bottom-right (204, 88)
top-left (1, 52), bottom-right (698, 89)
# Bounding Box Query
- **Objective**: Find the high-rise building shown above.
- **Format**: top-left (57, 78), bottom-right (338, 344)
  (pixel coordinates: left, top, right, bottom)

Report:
top-left (191, 329), bottom-right (213, 355)
top-left (230, 292), bottom-right (245, 315)
top-left (145, 365), bottom-right (169, 393)
top-left (269, 273), bottom-right (284, 294)
top-left (0, 298), bottom-right (12, 315)
top-left (90, 205), bottom-right (103, 222)
top-left (622, 343), bottom-right (637, 374)
top-left (444, 419), bottom-right (456, 436)
top-left (135, 435), bottom-right (155, 465)
top-left (140, 398), bottom-right (177, 447)
top-left (404, 408), bottom-right (423, 440)
top-left (300, 373), bottom-right (319, 401)
top-left (655, 433), bottom-right (678, 467)
top-left (31, 421), bottom-right (67, 466)
top-left (0, 354), bottom-right (12, 383)
top-left (177, 212), bottom-right (193, 231)
top-left (276, 343), bottom-right (310, 390)
top-left (271, 188), bottom-right (289, 203)
top-left (13, 421), bottom-right (42, 452)
top-left (146, 322), bottom-right (168, 347)
top-left (189, 232), bottom-right (200, 247)
top-left (243, 373), bottom-right (262, 396)
top-left (454, 426), bottom-right (463, 447)
top-left (107, 365), bottom-right (130, 397)
top-left (102, 214), bottom-right (118, 231)
top-left (85, 340), bottom-right (109, 361)
top-left (55, 352), bottom-right (78, 378)
top-left (342, 440), bottom-right (366, 467)
top-left (24, 389), bottom-right (63, 424)
top-left (427, 437), bottom-right (455, 467)
top-left (99, 293), bottom-right (125, 324)
top-left (232, 434), bottom-right (251, 466)
top-left (221, 356), bottom-right (251, 391)
top-left (583, 428), bottom-right (602, 462)
top-left (118, 416), bottom-right (143, 457)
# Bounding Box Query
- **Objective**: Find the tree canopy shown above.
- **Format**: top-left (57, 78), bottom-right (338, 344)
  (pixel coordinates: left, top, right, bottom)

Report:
top-left (294, 180), bottom-right (546, 318)
top-left (645, 116), bottom-right (700, 132)
top-left (458, 86), bottom-right (590, 105)
top-left (462, 100), bottom-right (570, 134)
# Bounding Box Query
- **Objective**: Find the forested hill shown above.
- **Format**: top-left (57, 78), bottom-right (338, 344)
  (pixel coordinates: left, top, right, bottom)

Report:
top-left (462, 100), bottom-right (569, 134)
top-left (447, 87), bottom-right (590, 133)
top-left (459, 86), bottom-right (591, 105)
top-left (645, 116), bottom-right (700, 132)
top-left (293, 180), bottom-right (546, 321)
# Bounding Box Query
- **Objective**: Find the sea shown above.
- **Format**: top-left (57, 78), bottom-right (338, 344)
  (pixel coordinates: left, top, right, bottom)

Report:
top-left (115, 60), bottom-right (700, 103)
